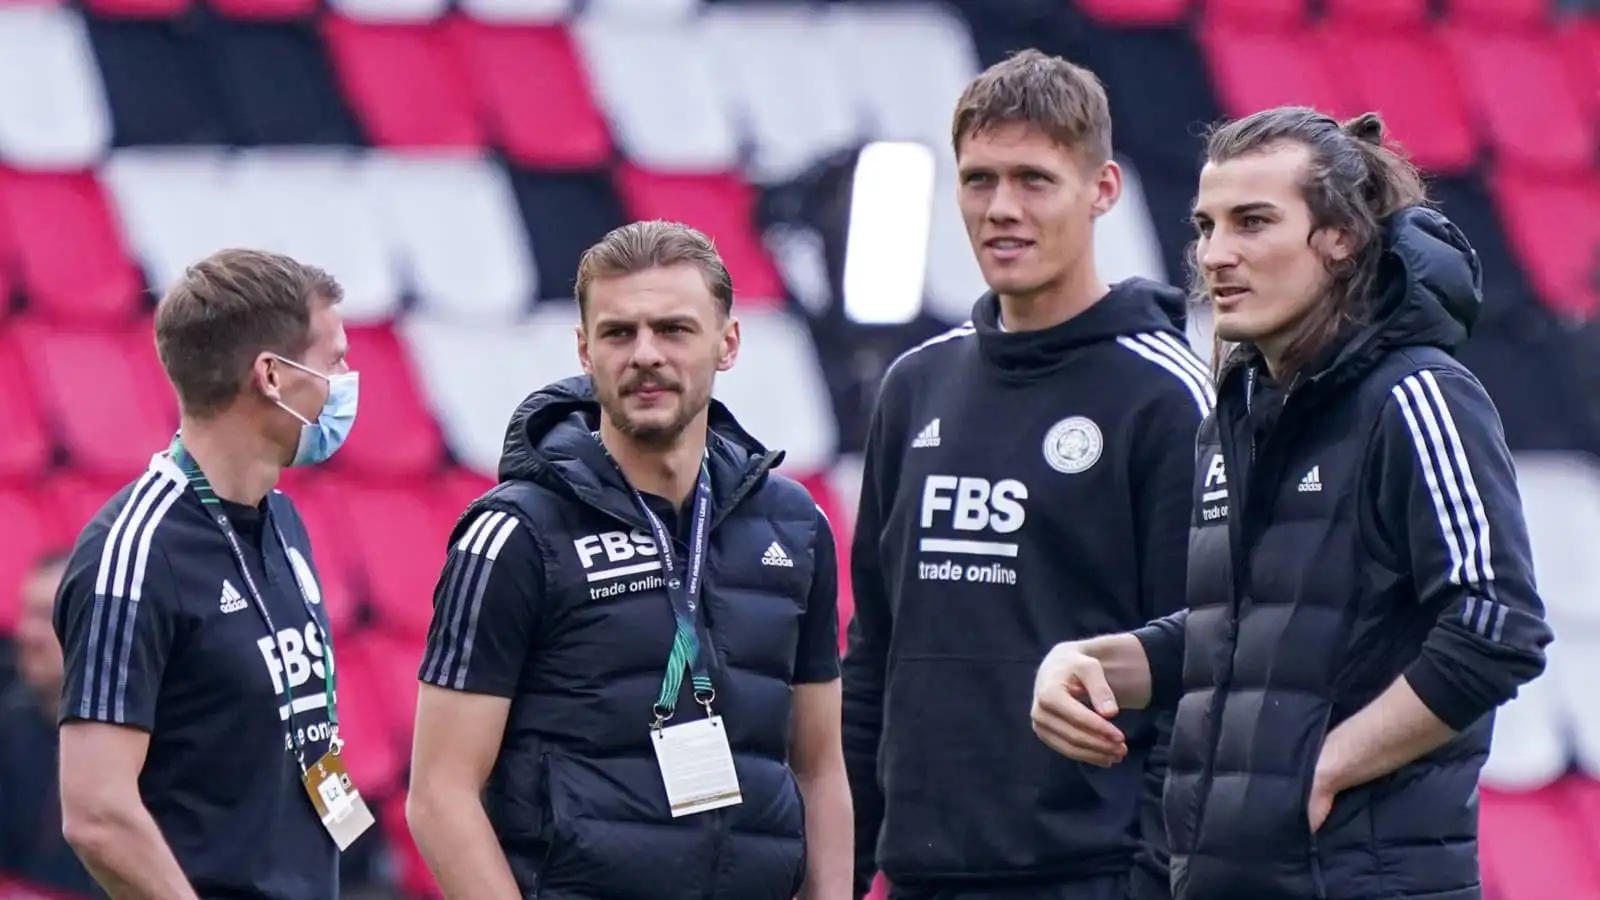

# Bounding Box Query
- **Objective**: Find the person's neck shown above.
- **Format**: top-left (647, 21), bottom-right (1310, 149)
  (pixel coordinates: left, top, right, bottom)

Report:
top-left (998, 264), bottom-right (1109, 333)
top-left (600, 414), bottom-right (709, 508)
top-left (179, 412), bottom-right (283, 506)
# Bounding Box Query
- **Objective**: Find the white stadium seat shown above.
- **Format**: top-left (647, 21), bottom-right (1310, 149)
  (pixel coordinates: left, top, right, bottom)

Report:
top-left (582, 0), bottom-right (699, 21)
top-left (1097, 157), bottom-right (1170, 286)
top-left (0, 5), bottom-right (111, 170)
top-left (228, 148), bottom-right (401, 324)
top-left (102, 147), bottom-right (259, 294)
top-left (456, 0), bottom-right (571, 23)
top-left (701, 3), bottom-right (863, 184)
top-left (400, 304), bottom-right (582, 477)
top-left (922, 167), bottom-right (989, 323)
top-left (574, 15), bottom-right (740, 173)
top-left (714, 307), bottom-right (837, 476)
top-left (822, 2), bottom-right (979, 150)
top-left (357, 152), bottom-right (536, 323)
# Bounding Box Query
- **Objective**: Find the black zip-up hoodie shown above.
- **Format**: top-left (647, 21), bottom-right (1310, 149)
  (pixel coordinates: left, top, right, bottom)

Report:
top-left (843, 279), bottom-right (1211, 896)
top-left (1133, 207), bottom-right (1555, 900)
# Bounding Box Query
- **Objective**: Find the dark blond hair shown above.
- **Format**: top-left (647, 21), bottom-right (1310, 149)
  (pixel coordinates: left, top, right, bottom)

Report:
top-left (1193, 107), bottom-right (1429, 380)
top-left (951, 48), bottom-right (1113, 165)
top-left (154, 248), bottom-right (342, 418)
top-left (575, 220), bottom-right (734, 321)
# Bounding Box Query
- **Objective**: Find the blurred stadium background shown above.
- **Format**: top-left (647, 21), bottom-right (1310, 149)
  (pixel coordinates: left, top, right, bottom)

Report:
top-left (0, 0), bottom-right (1597, 897)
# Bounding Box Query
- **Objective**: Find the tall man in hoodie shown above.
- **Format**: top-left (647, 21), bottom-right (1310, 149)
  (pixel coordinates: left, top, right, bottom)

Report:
top-left (842, 50), bottom-right (1210, 900)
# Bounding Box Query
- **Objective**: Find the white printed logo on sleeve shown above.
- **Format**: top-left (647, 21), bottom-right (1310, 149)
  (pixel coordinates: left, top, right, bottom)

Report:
top-left (651, 716), bottom-right (743, 818)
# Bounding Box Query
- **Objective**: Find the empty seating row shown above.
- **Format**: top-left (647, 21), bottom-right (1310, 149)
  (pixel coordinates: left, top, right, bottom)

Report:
top-left (1201, 21), bottom-right (1600, 177)
top-left (1081, 0), bottom-right (1557, 28)
top-left (0, 3), bottom-right (979, 184)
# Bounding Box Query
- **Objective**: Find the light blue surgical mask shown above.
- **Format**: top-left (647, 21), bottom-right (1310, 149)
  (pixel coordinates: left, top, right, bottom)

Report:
top-left (272, 355), bottom-right (360, 467)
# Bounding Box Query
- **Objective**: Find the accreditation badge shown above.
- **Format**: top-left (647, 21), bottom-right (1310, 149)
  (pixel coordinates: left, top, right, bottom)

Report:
top-left (302, 751), bottom-right (376, 850)
top-left (650, 715), bottom-right (744, 818)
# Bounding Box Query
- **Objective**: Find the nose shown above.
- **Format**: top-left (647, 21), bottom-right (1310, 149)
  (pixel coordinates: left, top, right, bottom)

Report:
top-left (985, 179), bottom-right (1022, 224)
top-left (1199, 232), bottom-right (1239, 273)
top-left (630, 330), bottom-right (667, 369)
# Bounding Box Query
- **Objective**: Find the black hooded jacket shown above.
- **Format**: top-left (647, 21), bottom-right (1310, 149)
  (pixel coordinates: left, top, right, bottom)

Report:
top-left (843, 279), bottom-right (1212, 896)
top-left (416, 376), bottom-right (842, 900)
top-left (1133, 208), bottom-right (1555, 900)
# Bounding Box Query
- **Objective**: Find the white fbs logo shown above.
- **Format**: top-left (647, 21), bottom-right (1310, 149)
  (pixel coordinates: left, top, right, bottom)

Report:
top-left (916, 475), bottom-right (1026, 585)
top-left (257, 622), bottom-right (334, 748)
top-left (575, 530), bottom-right (665, 600)
top-left (1200, 453), bottom-right (1229, 522)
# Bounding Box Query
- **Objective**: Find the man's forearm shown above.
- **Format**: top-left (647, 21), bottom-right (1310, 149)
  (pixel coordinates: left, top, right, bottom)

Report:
top-left (1316, 675), bottom-right (1457, 795)
top-left (408, 790), bottom-right (522, 900)
top-left (796, 767), bottom-right (853, 900)
top-left (63, 801), bottom-right (198, 900)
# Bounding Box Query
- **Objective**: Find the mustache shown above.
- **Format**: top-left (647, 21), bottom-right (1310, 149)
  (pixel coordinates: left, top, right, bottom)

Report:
top-left (622, 374), bottom-right (681, 395)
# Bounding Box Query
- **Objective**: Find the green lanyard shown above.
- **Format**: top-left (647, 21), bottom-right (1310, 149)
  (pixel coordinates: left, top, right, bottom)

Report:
top-left (168, 436), bottom-right (340, 771)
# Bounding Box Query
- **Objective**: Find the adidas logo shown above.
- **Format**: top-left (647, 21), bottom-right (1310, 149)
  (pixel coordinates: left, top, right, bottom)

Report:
top-left (1298, 465), bottom-right (1323, 493)
top-left (912, 418), bottom-right (941, 449)
top-left (761, 541), bottom-right (794, 568)
top-left (219, 579), bottom-right (247, 614)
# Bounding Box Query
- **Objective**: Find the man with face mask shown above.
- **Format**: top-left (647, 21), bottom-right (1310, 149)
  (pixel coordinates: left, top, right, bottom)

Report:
top-left (405, 220), bottom-right (853, 900)
top-left (53, 248), bottom-right (367, 900)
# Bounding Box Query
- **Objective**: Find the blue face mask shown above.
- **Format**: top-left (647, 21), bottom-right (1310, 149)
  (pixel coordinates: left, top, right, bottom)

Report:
top-left (272, 356), bottom-right (360, 467)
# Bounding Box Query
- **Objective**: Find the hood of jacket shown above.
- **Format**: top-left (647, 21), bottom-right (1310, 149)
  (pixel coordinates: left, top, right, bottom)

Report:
top-left (496, 375), bottom-right (784, 526)
top-left (970, 276), bottom-right (1192, 380)
top-left (1222, 205), bottom-right (1484, 396)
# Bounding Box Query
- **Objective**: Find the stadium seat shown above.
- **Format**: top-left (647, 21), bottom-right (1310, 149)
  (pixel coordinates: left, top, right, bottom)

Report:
top-left (507, 168), bottom-right (627, 302)
top-left (357, 152), bottom-right (537, 322)
top-left (1480, 785), bottom-right (1600, 898)
top-left (325, 634), bottom-right (406, 799)
top-left (713, 307), bottom-right (837, 475)
top-left (330, 324), bottom-right (445, 481)
top-left (613, 165), bottom-right (784, 303)
top-left (342, 481), bottom-right (458, 640)
top-left (1072, 0), bottom-right (1189, 26)
top-left (1570, 776), bottom-right (1600, 848)
top-left (1445, 0), bottom-right (1547, 29)
top-left (572, 14), bottom-right (740, 173)
top-left (1560, 21), bottom-right (1600, 121)
top-left (12, 319), bottom-right (174, 479)
top-left (1489, 168), bottom-right (1600, 321)
top-left (699, 3), bottom-right (861, 183)
top-left (400, 304), bottom-right (584, 477)
top-left (207, 0), bottom-right (321, 22)
top-left (449, 21), bottom-right (612, 171)
top-left (821, 2), bottom-right (979, 150)
top-left (0, 5), bottom-right (112, 169)
top-left (0, 169), bottom-right (143, 324)
top-left (207, 17), bottom-right (364, 147)
top-left (0, 490), bottom-right (54, 634)
top-left (1199, 21), bottom-right (1355, 121)
top-left (1321, 27), bottom-right (1478, 176)
top-left (345, 629), bottom-right (421, 748)
top-left (1447, 26), bottom-right (1595, 176)
top-left (278, 474), bottom-right (363, 637)
top-left (43, 470), bottom-right (129, 545)
top-left (796, 472), bottom-right (852, 654)
top-left (583, 0), bottom-right (698, 22)
top-left (1095, 157), bottom-right (1170, 286)
top-left (0, 330), bottom-right (52, 481)
top-left (1323, 0), bottom-right (1428, 27)
top-left (101, 147), bottom-right (257, 296)
top-left (227, 148), bottom-right (401, 323)
top-left (923, 164), bottom-right (988, 324)
top-left (326, 0), bottom-right (448, 24)
top-left (457, 0), bottom-right (570, 24)
top-left (1202, 0), bottom-right (1305, 28)
top-left (320, 17), bottom-right (481, 149)
top-left (84, 17), bottom-right (231, 147)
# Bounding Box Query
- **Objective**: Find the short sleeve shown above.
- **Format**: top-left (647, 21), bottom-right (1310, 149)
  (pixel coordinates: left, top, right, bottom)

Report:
top-left (793, 505), bottom-right (842, 685)
top-left (418, 509), bottom-right (543, 697)
top-left (55, 522), bottom-right (179, 731)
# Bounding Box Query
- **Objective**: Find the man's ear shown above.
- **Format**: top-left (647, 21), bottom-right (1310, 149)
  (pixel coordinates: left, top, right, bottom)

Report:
top-left (717, 318), bottom-right (740, 373)
top-left (1089, 159), bottom-right (1123, 220)
top-left (253, 353), bottom-right (283, 402)
top-left (575, 324), bottom-right (593, 375)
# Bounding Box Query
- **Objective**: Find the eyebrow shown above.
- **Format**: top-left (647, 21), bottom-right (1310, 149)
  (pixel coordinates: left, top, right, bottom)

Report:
top-left (594, 314), bottom-right (699, 330)
top-left (1193, 201), bottom-right (1281, 219)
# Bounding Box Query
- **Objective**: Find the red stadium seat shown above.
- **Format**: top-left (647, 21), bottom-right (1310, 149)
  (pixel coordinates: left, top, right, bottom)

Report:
top-left (342, 482), bottom-right (457, 639)
top-left (1570, 775), bottom-right (1600, 853)
top-left (329, 324), bottom-right (445, 481)
top-left (450, 21), bottom-right (612, 170)
top-left (0, 327), bottom-right (53, 482)
top-left (12, 319), bottom-right (174, 480)
top-left (377, 791), bottom-right (440, 899)
top-left (1072, 0), bottom-right (1190, 26)
top-left (1203, 0), bottom-right (1305, 29)
top-left (1447, 26), bottom-right (1595, 175)
top-left (0, 489), bottom-right (53, 634)
top-left (1445, 0), bottom-right (1547, 28)
top-left (277, 474), bottom-right (363, 636)
top-left (120, 316), bottom-right (177, 428)
top-left (1320, 28), bottom-right (1478, 175)
top-left (348, 629), bottom-right (422, 748)
top-left (1480, 783), bottom-right (1600, 899)
top-left (80, 0), bottom-right (192, 17)
top-left (1323, 0), bottom-right (1429, 27)
top-left (327, 633), bottom-right (406, 800)
top-left (43, 470), bottom-right (128, 545)
top-left (207, 0), bottom-right (319, 20)
top-left (614, 166), bottom-right (784, 305)
top-left (1199, 22), bottom-right (1356, 122)
top-left (320, 16), bottom-right (483, 149)
top-left (1559, 20), bottom-right (1600, 120)
top-left (0, 169), bottom-right (143, 325)
top-left (1490, 168), bottom-right (1600, 321)
top-left (797, 471), bottom-right (854, 655)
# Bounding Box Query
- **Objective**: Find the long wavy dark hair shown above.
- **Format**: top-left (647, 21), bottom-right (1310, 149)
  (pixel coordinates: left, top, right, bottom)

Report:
top-left (1188, 107), bottom-right (1431, 381)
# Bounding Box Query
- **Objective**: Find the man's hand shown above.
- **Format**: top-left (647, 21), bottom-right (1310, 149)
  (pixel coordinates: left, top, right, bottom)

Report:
top-left (1031, 641), bottom-right (1128, 767)
top-left (1306, 767), bottom-right (1337, 835)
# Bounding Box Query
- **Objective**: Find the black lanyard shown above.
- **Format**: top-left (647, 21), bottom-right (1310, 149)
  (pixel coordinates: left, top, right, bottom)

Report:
top-left (168, 436), bottom-right (339, 772)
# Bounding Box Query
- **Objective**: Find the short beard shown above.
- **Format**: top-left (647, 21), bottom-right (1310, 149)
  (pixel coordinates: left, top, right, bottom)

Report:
top-left (600, 392), bottom-right (707, 449)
